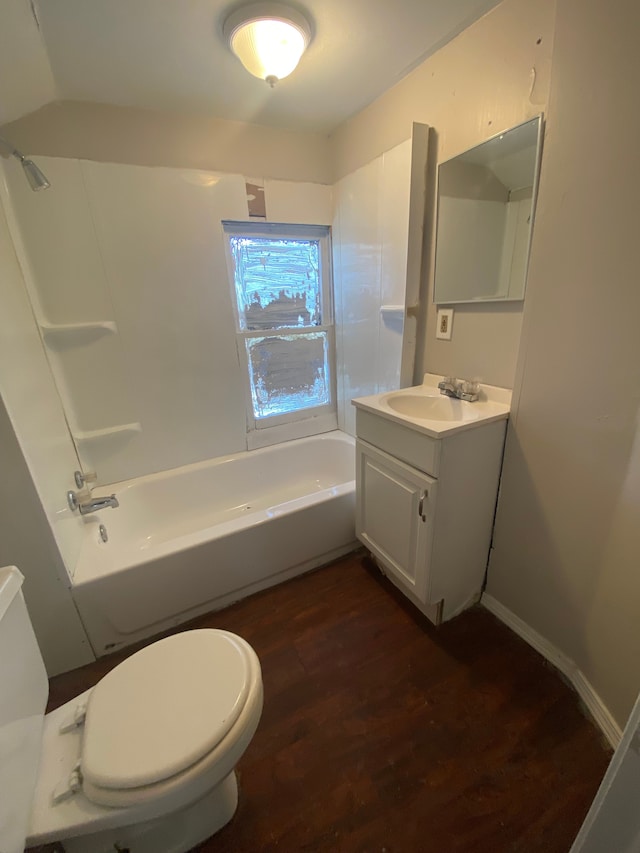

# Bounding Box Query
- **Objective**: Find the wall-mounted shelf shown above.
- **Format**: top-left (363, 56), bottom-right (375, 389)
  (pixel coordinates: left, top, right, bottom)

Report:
top-left (73, 422), bottom-right (141, 445)
top-left (40, 321), bottom-right (117, 348)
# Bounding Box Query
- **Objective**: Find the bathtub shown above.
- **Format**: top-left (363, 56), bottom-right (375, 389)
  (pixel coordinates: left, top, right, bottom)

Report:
top-left (72, 431), bottom-right (357, 655)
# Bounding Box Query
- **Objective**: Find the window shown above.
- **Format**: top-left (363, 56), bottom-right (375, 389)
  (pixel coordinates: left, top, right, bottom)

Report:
top-left (223, 222), bottom-right (336, 440)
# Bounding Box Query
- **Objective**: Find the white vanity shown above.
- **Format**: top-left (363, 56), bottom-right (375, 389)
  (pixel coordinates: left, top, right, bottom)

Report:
top-left (352, 374), bottom-right (510, 624)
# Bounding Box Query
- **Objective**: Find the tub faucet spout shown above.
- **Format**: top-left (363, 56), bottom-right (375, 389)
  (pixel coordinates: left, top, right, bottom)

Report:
top-left (78, 494), bottom-right (119, 515)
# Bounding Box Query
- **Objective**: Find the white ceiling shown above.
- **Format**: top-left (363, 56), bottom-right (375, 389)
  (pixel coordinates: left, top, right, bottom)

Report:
top-left (34, 0), bottom-right (501, 134)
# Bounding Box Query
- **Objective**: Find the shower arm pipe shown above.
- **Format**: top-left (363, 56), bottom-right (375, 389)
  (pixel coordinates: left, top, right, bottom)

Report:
top-left (0, 135), bottom-right (50, 191)
top-left (0, 135), bottom-right (25, 160)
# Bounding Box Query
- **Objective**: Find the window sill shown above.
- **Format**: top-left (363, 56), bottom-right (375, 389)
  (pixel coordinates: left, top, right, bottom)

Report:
top-left (247, 412), bottom-right (338, 450)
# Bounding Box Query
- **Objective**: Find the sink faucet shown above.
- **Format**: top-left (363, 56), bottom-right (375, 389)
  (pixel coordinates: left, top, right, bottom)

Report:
top-left (438, 376), bottom-right (480, 402)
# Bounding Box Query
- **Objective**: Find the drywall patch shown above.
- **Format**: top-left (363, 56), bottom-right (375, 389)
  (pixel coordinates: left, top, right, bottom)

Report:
top-left (246, 180), bottom-right (266, 218)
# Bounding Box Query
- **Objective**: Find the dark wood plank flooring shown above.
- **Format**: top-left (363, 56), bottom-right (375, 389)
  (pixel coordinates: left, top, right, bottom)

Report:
top-left (37, 554), bottom-right (610, 852)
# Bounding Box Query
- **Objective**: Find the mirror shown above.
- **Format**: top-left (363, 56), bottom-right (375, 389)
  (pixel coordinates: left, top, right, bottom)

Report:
top-left (433, 115), bottom-right (543, 304)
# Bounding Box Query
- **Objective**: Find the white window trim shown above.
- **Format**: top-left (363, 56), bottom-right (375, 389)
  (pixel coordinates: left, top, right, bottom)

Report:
top-left (247, 411), bottom-right (338, 451)
top-left (222, 221), bottom-right (337, 448)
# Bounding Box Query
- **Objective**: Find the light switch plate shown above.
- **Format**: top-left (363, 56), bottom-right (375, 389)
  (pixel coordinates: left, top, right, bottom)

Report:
top-left (436, 308), bottom-right (454, 340)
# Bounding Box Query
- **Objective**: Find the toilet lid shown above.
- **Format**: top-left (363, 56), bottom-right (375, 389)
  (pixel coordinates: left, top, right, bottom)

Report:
top-left (81, 629), bottom-right (251, 790)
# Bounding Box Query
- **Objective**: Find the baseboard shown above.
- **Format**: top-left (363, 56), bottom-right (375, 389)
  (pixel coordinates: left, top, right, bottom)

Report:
top-left (570, 668), bottom-right (622, 750)
top-left (481, 594), bottom-right (622, 749)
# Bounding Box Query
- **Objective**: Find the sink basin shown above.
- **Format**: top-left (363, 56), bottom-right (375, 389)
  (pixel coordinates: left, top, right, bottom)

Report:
top-left (383, 392), bottom-right (480, 422)
top-left (352, 374), bottom-right (511, 438)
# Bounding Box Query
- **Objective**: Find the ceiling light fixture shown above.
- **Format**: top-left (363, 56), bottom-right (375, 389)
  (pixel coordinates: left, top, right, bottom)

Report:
top-left (223, 2), bottom-right (312, 87)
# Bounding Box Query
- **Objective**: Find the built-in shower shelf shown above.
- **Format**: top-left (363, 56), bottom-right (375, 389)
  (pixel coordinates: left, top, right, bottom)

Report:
top-left (380, 305), bottom-right (405, 331)
top-left (40, 321), bottom-right (118, 347)
top-left (73, 422), bottom-right (142, 444)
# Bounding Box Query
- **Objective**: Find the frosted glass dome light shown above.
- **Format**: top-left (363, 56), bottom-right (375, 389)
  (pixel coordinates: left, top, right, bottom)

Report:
top-left (223, 3), bottom-right (312, 87)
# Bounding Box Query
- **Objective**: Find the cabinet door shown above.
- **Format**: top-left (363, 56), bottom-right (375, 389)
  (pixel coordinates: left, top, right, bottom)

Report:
top-left (356, 440), bottom-right (436, 602)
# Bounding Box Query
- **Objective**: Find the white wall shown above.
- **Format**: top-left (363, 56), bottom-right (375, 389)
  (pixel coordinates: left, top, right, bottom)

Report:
top-left (333, 151), bottom-right (383, 434)
top-left (487, 0), bottom-right (640, 728)
top-left (264, 179), bottom-right (333, 225)
top-left (333, 136), bottom-right (424, 435)
top-left (0, 166), bottom-right (86, 574)
top-left (329, 0), bottom-right (555, 390)
top-left (5, 156), bottom-right (334, 485)
top-left (80, 162), bottom-right (249, 481)
top-left (0, 172), bottom-right (93, 674)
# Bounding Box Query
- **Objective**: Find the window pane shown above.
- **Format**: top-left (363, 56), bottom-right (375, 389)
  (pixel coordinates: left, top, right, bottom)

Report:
top-left (246, 332), bottom-right (331, 419)
top-left (230, 236), bottom-right (322, 330)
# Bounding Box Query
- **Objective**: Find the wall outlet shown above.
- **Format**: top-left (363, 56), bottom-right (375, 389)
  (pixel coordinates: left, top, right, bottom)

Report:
top-left (436, 308), bottom-right (454, 340)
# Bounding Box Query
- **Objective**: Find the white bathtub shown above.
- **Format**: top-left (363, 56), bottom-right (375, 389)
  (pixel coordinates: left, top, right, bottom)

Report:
top-left (72, 431), bottom-right (357, 655)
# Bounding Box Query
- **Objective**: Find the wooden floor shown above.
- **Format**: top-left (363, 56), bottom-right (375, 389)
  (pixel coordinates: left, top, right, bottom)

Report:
top-left (39, 554), bottom-right (610, 853)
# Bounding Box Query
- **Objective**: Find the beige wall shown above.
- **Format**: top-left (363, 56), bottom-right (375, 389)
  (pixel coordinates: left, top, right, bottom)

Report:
top-left (487, 0), bottom-right (640, 727)
top-left (330, 0), bottom-right (640, 729)
top-left (0, 0), bottom-right (56, 123)
top-left (439, 160), bottom-right (509, 202)
top-left (329, 0), bottom-right (555, 390)
top-left (329, 0), bottom-right (553, 182)
top-left (1, 100), bottom-right (332, 185)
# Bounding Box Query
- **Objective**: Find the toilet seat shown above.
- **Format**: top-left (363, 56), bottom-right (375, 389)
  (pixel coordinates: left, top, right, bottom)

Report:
top-left (27, 628), bottom-right (263, 846)
top-left (82, 629), bottom-right (251, 792)
top-left (0, 560), bottom-right (266, 853)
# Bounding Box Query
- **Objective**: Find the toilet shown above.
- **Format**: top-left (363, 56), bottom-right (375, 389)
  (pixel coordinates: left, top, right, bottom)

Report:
top-left (0, 566), bottom-right (263, 853)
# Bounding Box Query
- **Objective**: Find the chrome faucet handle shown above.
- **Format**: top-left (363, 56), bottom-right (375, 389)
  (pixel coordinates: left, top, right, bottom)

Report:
top-left (74, 470), bottom-right (97, 489)
top-left (67, 488), bottom-right (99, 512)
top-left (437, 377), bottom-right (480, 402)
top-left (438, 377), bottom-right (459, 397)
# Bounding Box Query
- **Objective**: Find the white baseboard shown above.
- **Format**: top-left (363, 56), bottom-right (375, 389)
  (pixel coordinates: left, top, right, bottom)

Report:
top-left (481, 594), bottom-right (622, 749)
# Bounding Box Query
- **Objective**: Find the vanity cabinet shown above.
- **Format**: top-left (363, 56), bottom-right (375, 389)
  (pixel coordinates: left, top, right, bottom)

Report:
top-left (355, 407), bottom-right (507, 624)
top-left (357, 441), bottom-right (436, 604)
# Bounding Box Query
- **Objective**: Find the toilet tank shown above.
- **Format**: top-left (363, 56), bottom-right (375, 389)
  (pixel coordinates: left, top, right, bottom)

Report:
top-left (0, 566), bottom-right (48, 853)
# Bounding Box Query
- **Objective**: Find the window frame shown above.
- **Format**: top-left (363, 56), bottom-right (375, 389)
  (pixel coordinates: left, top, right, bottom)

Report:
top-left (222, 221), bottom-right (337, 445)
